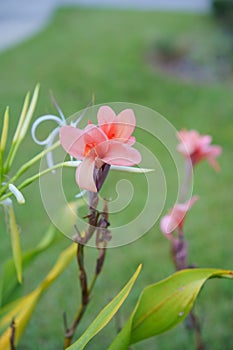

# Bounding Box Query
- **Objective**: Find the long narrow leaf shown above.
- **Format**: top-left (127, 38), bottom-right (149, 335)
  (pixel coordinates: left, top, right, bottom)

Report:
top-left (18, 84), bottom-right (39, 140)
top-left (0, 198), bottom-right (80, 305)
top-left (0, 107), bottom-right (9, 179)
top-left (67, 264), bottom-right (142, 350)
top-left (7, 206), bottom-right (22, 284)
top-left (0, 107), bottom-right (9, 155)
top-left (0, 225), bottom-right (57, 306)
top-left (40, 243), bottom-right (77, 291)
top-left (108, 268), bottom-right (233, 350)
top-left (3, 93), bottom-right (29, 173)
top-left (12, 93), bottom-right (30, 144)
top-left (4, 85), bottom-right (39, 172)
top-left (0, 243), bottom-right (77, 349)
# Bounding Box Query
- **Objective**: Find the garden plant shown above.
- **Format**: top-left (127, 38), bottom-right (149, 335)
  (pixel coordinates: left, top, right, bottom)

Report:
top-left (0, 85), bottom-right (232, 350)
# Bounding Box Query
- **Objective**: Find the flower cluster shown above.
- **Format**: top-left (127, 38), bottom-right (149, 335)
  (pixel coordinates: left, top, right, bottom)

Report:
top-left (59, 106), bottom-right (141, 192)
top-left (160, 196), bottom-right (198, 237)
top-left (177, 129), bottom-right (222, 171)
top-left (161, 129), bottom-right (222, 238)
top-left (160, 128), bottom-right (222, 271)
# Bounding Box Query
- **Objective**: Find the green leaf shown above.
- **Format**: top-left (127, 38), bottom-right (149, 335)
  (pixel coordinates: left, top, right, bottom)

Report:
top-left (0, 243), bottom-right (77, 349)
top-left (12, 92), bottom-right (30, 144)
top-left (7, 206), bottom-right (22, 284)
top-left (0, 106), bottom-right (9, 153)
top-left (0, 198), bottom-right (80, 306)
top-left (4, 84), bottom-right (39, 172)
top-left (0, 225), bottom-right (57, 307)
top-left (67, 264), bottom-right (142, 350)
top-left (108, 268), bottom-right (233, 350)
top-left (0, 106), bottom-right (9, 178)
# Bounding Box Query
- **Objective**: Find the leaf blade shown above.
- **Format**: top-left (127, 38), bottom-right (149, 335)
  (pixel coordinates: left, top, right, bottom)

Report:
top-left (7, 206), bottom-right (22, 284)
top-left (67, 264), bottom-right (142, 350)
top-left (108, 268), bottom-right (233, 350)
top-left (0, 225), bottom-right (57, 306)
top-left (0, 243), bottom-right (76, 349)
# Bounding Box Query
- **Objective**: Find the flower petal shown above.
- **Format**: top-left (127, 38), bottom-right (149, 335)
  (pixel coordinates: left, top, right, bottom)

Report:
top-left (98, 106), bottom-right (116, 125)
top-left (60, 126), bottom-right (85, 159)
top-left (84, 123), bottom-right (107, 145)
top-left (127, 136), bottom-right (136, 146)
top-left (161, 195), bottom-right (199, 235)
top-left (100, 141), bottom-right (141, 166)
top-left (177, 195), bottom-right (199, 213)
top-left (76, 154), bottom-right (97, 192)
top-left (112, 109), bottom-right (136, 142)
top-left (97, 106), bottom-right (116, 135)
top-left (177, 129), bottom-right (221, 173)
top-left (160, 215), bottom-right (174, 235)
top-left (98, 107), bottom-right (136, 143)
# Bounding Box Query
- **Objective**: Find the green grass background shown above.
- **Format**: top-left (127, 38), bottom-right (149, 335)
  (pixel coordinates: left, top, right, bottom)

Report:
top-left (0, 7), bottom-right (232, 349)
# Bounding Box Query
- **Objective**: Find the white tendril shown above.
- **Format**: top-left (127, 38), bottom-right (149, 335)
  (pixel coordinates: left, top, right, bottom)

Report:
top-left (31, 114), bottom-right (65, 169)
top-left (31, 105), bottom-right (86, 170)
top-left (0, 198), bottom-right (13, 207)
top-left (8, 184), bottom-right (25, 204)
top-left (31, 114), bottom-right (65, 146)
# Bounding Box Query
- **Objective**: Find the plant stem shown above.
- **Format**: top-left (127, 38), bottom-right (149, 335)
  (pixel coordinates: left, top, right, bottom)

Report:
top-left (179, 159), bottom-right (193, 202)
top-left (188, 311), bottom-right (205, 350)
top-left (63, 196), bottom-right (111, 348)
top-left (63, 166), bottom-right (111, 348)
top-left (64, 245), bottom-right (101, 348)
top-left (0, 141), bottom-right (59, 197)
top-left (64, 191), bottom-right (101, 348)
top-left (88, 273), bottom-right (97, 294)
top-left (10, 319), bottom-right (16, 350)
top-left (64, 243), bottom-right (88, 347)
top-left (174, 161), bottom-right (205, 350)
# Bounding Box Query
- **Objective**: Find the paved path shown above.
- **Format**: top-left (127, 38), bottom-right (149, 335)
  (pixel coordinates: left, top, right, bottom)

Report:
top-left (0, 0), bottom-right (211, 52)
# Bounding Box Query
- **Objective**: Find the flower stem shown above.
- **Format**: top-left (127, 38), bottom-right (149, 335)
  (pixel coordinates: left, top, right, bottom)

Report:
top-left (64, 243), bottom-right (91, 348)
top-left (173, 161), bottom-right (205, 350)
top-left (185, 311), bottom-right (205, 350)
top-left (179, 159), bottom-right (193, 202)
top-left (88, 273), bottom-right (98, 294)
top-left (64, 193), bottom-right (110, 348)
top-left (63, 162), bottom-right (112, 348)
top-left (10, 319), bottom-right (16, 350)
top-left (171, 234), bottom-right (205, 350)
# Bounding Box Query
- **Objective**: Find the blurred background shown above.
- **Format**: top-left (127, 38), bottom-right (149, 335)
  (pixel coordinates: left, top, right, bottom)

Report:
top-left (0, 0), bottom-right (232, 349)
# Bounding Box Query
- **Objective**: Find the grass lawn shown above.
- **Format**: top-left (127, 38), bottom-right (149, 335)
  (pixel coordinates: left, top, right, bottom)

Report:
top-left (0, 6), bottom-right (233, 350)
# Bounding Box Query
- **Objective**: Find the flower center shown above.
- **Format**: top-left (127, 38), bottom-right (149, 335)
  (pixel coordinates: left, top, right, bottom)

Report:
top-left (84, 142), bottom-right (96, 156)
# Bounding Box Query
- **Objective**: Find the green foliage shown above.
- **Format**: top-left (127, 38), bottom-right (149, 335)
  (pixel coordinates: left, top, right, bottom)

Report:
top-left (6, 206), bottom-right (22, 284)
top-left (0, 7), bottom-right (232, 350)
top-left (0, 243), bottom-right (76, 349)
top-left (0, 225), bottom-right (56, 307)
top-left (109, 268), bottom-right (233, 349)
top-left (67, 265), bottom-right (142, 350)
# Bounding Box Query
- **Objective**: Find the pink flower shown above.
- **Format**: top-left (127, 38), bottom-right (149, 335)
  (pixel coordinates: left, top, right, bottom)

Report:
top-left (160, 196), bottom-right (198, 236)
top-left (97, 106), bottom-right (136, 145)
top-left (59, 110), bottom-right (141, 192)
top-left (177, 129), bottom-right (222, 171)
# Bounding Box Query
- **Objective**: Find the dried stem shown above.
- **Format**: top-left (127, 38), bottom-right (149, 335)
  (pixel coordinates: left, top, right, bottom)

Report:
top-left (10, 319), bottom-right (16, 350)
top-left (187, 311), bottom-right (205, 350)
top-left (64, 193), bottom-right (110, 348)
top-left (64, 243), bottom-right (94, 348)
